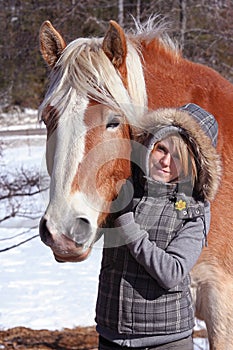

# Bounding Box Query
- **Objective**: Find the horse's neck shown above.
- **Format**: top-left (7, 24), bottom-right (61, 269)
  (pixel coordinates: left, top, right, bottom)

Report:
top-left (141, 38), bottom-right (233, 143)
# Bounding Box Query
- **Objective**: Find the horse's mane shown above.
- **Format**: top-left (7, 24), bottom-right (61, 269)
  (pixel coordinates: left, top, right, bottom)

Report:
top-left (39, 16), bottom-right (178, 124)
top-left (129, 15), bottom-right (179, 54)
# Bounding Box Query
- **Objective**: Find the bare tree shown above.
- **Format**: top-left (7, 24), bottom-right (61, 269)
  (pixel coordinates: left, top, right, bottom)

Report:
top-left (179, 0), bottom-right (187, 49)
top-left (0, 163), bottom-right (49, 252)
top-left (136, 0), bottom-right (141, 23)
top-left (118, 0), bottom-right (124, 27)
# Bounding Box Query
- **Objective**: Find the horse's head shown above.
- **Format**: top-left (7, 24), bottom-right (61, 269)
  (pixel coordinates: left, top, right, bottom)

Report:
top-left (39, 20), bottom-right (147, 262)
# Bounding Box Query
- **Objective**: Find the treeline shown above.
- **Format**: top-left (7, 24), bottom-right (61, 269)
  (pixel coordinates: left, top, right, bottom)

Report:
top-left (0, 0), bottom-right (233, 109)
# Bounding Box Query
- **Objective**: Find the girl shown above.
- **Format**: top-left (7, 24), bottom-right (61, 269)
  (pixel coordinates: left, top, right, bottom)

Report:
top-left (96, 104), bottom-right (221, 350)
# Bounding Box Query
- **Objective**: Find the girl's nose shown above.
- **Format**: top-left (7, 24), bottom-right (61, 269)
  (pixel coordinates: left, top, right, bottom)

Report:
top-left (160, 153), bottom-right (171, 166)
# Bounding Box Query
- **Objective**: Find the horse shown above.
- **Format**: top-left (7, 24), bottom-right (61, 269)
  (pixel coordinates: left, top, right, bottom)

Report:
top-left (39, 18), bottom-right (233, 349)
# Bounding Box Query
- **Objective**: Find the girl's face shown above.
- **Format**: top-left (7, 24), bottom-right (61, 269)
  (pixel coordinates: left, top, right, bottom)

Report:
top-left (149, 139), bottom-right (182, 183)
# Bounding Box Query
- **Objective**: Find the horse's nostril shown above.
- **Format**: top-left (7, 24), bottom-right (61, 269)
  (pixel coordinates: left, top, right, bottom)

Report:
top-left (69, 217), bottom-right (92, 245)
top-left (39, 217), bottom-right (51, 245)
top-left (80, 217), bottom-right (90, 225)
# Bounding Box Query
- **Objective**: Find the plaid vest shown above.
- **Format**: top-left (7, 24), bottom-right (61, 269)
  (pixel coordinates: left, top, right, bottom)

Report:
top-left (96, 181), bottom-right (202, 335)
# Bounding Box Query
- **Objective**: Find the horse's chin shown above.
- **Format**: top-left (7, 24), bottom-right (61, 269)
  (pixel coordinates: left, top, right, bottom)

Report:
top-left (53, 247), bottom-right (92, 263)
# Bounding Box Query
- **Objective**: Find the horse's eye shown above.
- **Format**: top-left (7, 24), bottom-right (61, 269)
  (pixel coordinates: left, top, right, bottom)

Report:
top-left (41, 110), bottom-right (48, 126)
top-left (106, 117), bottom-right (121, 129)
top-left (41, 105), bottom-right (57, 126)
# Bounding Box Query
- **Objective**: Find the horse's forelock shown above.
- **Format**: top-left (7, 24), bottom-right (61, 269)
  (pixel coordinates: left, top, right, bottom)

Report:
top-left (39, 33), bottom-right (148, 126)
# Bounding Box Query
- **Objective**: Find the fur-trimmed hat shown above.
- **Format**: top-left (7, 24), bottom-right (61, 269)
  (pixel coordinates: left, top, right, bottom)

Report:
top-left (134, 104), bottom-right (222, 201)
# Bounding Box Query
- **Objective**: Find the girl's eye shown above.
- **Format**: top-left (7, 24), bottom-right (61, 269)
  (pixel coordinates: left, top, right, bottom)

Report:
top-left (106, 117), bottom-right (121, 129)
top-left (157, 145), bottom-right (167, 153)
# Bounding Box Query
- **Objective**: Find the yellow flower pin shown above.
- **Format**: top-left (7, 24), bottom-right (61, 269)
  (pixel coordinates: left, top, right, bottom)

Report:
top-left (175, 199), bottom-right (187, 211)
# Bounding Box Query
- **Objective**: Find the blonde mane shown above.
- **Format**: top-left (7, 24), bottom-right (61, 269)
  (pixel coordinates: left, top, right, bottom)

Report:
top-left (129, 15), bottom-right (179, 54)
top-left (39, 39), bottom-right (148, 123)
top-left (39, 17), bottom-right (178, 124)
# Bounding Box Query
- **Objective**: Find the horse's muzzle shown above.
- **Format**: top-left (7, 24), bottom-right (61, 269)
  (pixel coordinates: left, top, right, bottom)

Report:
top-left (39, 216), bottom-right (92, 262)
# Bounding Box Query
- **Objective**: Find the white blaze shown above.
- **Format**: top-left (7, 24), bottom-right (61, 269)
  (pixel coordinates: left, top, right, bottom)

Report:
top-left (44, 92), bottom-right (100, 241)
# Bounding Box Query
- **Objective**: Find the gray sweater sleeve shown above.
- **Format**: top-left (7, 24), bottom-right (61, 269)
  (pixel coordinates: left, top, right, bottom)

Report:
top-left (115, 210), bottom-right (207, 290)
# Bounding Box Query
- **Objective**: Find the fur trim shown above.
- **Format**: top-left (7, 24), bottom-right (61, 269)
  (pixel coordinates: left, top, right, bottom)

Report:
top-left (133, 108), bottom-right (222, 201)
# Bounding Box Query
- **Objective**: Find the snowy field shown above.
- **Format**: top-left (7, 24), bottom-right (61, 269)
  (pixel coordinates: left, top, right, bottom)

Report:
top-left (0, 110), bottom-right (209, 349)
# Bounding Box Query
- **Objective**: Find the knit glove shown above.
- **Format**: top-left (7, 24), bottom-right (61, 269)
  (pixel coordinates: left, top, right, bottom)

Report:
top-left (110, 178), bottom-right (134, 217)
top-left (114, 212), bottom-right (148, 245)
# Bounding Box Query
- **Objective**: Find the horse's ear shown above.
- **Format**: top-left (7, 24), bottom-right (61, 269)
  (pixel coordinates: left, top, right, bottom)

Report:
top-left (102, 20), bottom-right (127, 68)
top-left (39, 21), bottom-right (66, 68)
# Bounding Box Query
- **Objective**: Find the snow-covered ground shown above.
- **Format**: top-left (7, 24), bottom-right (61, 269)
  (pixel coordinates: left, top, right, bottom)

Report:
top-left (0, 109), bottom-right (209, 348)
